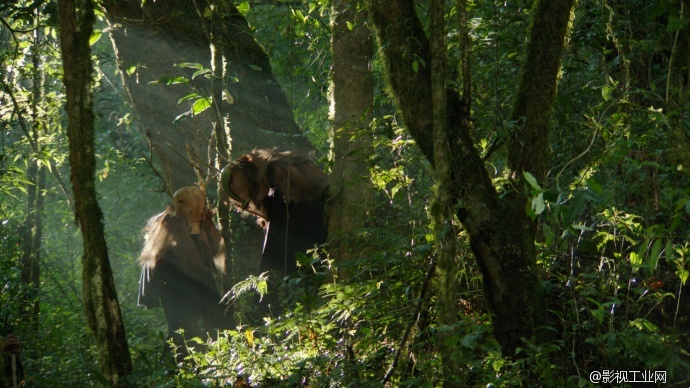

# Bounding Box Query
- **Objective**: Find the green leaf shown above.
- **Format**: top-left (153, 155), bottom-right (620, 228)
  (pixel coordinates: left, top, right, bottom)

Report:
top-left (256, 279), bottom-right (268, 298)
top-left (151, 76), bottom-right (189, 85)
top-left (390, 183), bottom-right (401, 199)
top-left (648, 238), bottom-right (663, 270)
top-left (586, 177), bottom-right (603, 195)
top-left (192, 68), bottom-right (212, 79)
top-left (523, 171), bottom-right (542, 191)
top-left (125, 65), bottom-right (137, 76)
top-left (89, 30), bottom-right (102, 46)
top-left (178, 93), bottom-right (201, 104)
top-left (175, 62), bottom-right (204, 70)
top-left (192, 97), bottom-right (212, 115)
top-left (665, 240), bottom-right (674, 263)
top-left (173, 111), bottom-right (191, 123)
top-left (630, 252), bottom-right (642, 271)
top-left (602, 85), bottom-right (614, 101)
top-left (532, 192), bottom-right (545, 215)
top-left (237, 1), bottom-right (250, 15)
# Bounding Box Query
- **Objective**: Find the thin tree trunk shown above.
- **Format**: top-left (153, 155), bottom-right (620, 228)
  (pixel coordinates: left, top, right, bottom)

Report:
top-left (429, 0), bottom-right (460, 378)
top-left (667, 0), bottom-right (690, 171)
top-left (21, 16), bottom-right (46, 334)
top-left (328, 0), bottom-right (374, 271)
top-left (210, 14), bottom-right (235, 312)
top-left (57, 0), bottom-right (133, 383)
top-left (456, 0), bottom-right (471, 110)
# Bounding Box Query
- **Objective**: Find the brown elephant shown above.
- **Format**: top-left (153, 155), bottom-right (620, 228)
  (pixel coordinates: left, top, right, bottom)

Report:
top-left (220, 149), bottom-right (329, 318)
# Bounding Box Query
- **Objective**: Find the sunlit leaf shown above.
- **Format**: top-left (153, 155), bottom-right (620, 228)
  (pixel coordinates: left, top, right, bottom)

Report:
top-left (151, 76), bottom-right (189, 85)
top-left (89, 30), bottom-right (102, 46)
top-left (629, 252), bottom-right (642, 271)
top-left (532, 192), bottom-right (545, 215)
top-left (191, 68), bottom-right (211, 79)
top-left (173, 111), bottom-right (191, 123)
top-left (222, 89), bottom-right (234, 104)
top-left (244, 330), bottom-right (254, 347)
top-left (237, 1), bottom-right (250, 15)
top-left (192, 97), bottom-right (211, 115)
top-left (175, 62), bottom-right (204, 70)
top-left (178, 93), bottom-right (201, 104)
top-left (602, 85), bottom-right (614, 101)
top-left (677, 269), bottom-right (688, 285)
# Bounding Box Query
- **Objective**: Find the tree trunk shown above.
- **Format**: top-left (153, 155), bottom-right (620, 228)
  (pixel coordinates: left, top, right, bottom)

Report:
top-left (366, 0), bottom-right (575, 357)
top-left (428, 0), bottom-right (461, 378)
top-left (21, 18), bottom-right (47, 334)
top-left (210, 16), bottom-right (235, 311)
top-left (328, 0), bottom-right (374, 271)
top-left (102, 0), bottom-right (315, 193)
top-left (21, 161), bottom-right (44, 334)
top-left (57, 0), bottom-right (133, 383)
top-left (666, 0), bottom-right (690, 172)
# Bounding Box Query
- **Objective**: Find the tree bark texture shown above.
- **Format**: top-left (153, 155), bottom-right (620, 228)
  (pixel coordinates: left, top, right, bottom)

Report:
top-left (210, 27), bottom-right (235, 303)
top-left (366, 0), bottom-right (575, 356)
top-left (103, 0), bottom-right (314, 193)
top-left (508, 0), bottom-right (575, 181)
top-left (667, 0), bottom-right (690, 172)
top-left (428, 0), bottom-right (461, 378)
top-left (57, 0), bottom-right (133, 383)
top-left (328, 0), bottom-right (374, 268)
top-left (21, 160), bottom-right (44, 334)
top-left (20, 19), bottom-right (47, 334)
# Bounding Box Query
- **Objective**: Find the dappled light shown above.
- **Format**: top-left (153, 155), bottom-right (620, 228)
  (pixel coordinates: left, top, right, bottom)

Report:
top-left (1, 0), bottom-right (689, 386)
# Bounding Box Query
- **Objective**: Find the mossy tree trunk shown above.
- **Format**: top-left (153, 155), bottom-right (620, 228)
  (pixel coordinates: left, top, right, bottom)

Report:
top-left (209, 11), bottom-right (235, 308)
top-left (57, 0), bottom-right (133, 383)
top-left (328, 0), bottom-right (374, 271)
top-left (366, 0), bottom-right (575, 357)
top-left (428, 0), bottom-right (461, 377)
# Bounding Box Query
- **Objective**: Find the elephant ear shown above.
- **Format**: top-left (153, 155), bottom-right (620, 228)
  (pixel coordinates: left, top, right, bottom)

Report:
top-left (220, 163), bottom-right (244, 205)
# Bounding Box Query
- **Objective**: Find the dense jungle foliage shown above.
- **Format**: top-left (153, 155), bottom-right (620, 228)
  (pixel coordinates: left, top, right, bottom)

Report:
top-left (1, 0), bottom-right (690, 386)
